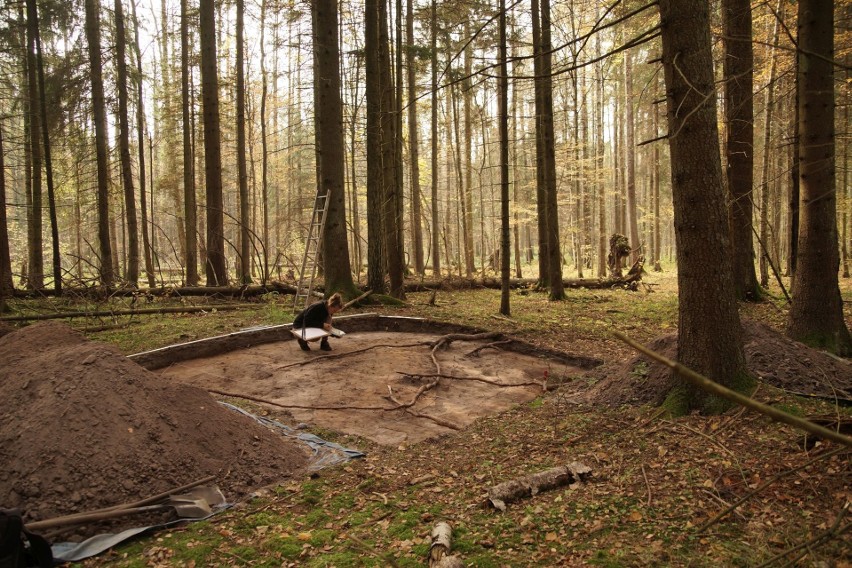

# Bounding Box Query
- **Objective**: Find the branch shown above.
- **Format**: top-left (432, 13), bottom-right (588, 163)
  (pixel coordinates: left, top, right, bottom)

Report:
top-left (613, 331), bottom-right (852, 447)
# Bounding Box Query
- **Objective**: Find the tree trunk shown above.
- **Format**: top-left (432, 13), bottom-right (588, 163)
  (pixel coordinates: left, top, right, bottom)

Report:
top-left (723, 0), bottom-right (760, 300)
top-left (180, 0), bottom-right (198, 286)
top-left (659, 0), bottom-right (750, 414)
top-left (430, 0), bottom-right (440, 278)
top-left (758, 0), bottom-right (782, 287)
top-left (531, 0), bottom-right (548, 288)
top-left (540, 0), bottom-right (563, 300)
top-left (380, 0), bottom-right (404, 298)
top-left (85, 0), bottom-right (115, 287)
top-left (463, 23), bottom-right (475, 277)
top-left (498, 0), bottom-right (510, 316)
top-left (786, 0), bottom-right (852, 356)
top-left (131, 0), bottom-right (156, 288)
top-left (624, 50), bottom-right (641, 264)
top-left (313, 0), bottom-right (359, 298)
top-left (235, 0), bottom-right (251, 284)
top-left (365, 0), bottom-right (387, 294)
top-left (406, 0), bottom-right (424, 275)
top-left (0, 123), bottom-right (13, 297)
top-left (114, 0), bottom-right (139, 287)
top-left (25, 0), bottom-right (44, 290)
top-left (199, 0), bottom-right (227, 286)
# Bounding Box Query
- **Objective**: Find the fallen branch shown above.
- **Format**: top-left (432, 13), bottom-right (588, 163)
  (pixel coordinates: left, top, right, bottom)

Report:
top-left (466, 339), bottom-right (512, 357)
top-left (396, 372), bottom-right (545, 390)
top-left (343, 289), bottom-right (373, 310)
top-left (429, 522), bottom-right (464, 567)
top-left (613, 331), bottom-right (852, 447)
top-left (274, 341), bottom-right (432, 371)
top-left (0, 304), bottom-right (251, 322)
top-left (697, 446), bottom-right (847, 533)
top-left (755, 503), bottom-right (849, 568)
top-left (404, 409), bottom-right (461, 430)
top-left (207, 388), bottom-right (391, 411)
top-left (487, 462), bottom-right (592, 511)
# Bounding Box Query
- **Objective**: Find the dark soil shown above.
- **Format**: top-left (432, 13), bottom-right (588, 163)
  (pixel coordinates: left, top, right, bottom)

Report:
top-left (0, 321), bottom-right (308, 538)
top-left (580, 319), bottom-right (852, 406)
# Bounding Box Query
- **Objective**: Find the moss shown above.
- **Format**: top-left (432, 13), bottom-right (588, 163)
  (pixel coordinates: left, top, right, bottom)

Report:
top-left (661, 383), bottom-right (690, 418)
top-left (370, 293), bottom-right (407, 306)
top-left (662, 371), bottom-right (756, 416)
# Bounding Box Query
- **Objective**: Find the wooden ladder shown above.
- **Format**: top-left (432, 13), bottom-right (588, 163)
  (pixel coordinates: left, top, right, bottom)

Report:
top-left (293, 192), bottom-right (330, 311)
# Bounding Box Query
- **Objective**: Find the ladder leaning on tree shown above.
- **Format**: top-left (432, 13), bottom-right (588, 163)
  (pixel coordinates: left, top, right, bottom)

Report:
top-left (293, 191), bottom-right (330, 311)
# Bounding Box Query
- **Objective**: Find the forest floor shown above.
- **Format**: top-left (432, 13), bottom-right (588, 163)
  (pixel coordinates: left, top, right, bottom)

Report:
top-left (2, 264), bottom-right (851, 567)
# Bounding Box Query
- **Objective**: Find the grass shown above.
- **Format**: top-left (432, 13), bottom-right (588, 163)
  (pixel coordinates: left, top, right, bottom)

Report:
top-left (4, 263), bottom-right (850, 566)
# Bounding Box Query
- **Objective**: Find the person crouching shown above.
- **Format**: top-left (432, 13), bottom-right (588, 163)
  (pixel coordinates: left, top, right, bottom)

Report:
top-left (292, 292), bottom-right (344, 351)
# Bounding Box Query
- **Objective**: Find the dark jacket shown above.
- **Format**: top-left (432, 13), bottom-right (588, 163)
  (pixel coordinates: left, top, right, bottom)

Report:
top-left (293, 300), bottom-right (330, 329)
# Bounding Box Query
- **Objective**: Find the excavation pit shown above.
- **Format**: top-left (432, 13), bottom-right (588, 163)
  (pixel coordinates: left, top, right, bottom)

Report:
top-left (138, 315), bottom-right (602, 446)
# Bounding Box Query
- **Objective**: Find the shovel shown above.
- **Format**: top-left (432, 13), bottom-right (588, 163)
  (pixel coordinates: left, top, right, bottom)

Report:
top-left (26, 483), bottom-right (226, 531)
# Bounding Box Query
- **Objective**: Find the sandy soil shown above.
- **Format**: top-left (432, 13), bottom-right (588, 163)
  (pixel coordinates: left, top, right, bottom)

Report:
top-left (158, 331), bottom-right (582, 446)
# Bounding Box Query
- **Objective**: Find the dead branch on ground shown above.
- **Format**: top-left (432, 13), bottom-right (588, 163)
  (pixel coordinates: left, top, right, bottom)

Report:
top-left (466, 339), bottom-right (513, 357)
top-left (396, 372), bottom-right (546, 391)
top-left (487, 462), bottom-right (592, 511)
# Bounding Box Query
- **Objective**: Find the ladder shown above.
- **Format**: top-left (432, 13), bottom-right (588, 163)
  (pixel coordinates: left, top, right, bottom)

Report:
top-left (293, 191), bottom-right (330, 311)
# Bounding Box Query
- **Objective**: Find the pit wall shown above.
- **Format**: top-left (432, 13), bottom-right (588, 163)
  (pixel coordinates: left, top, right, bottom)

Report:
top-left (129, 313), bottom-right (602, 371)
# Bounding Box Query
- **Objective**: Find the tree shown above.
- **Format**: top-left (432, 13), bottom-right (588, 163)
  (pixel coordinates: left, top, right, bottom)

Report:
top-left (0, 122), bottom-right (12, 302)
top-left (365, 0), bottom-right (387, 294)
top-left (199, 0), bottom-right (227, 286)
top-left (406, 0), bottom-right (424, 275)
top-left (723, 0), bottom-right (760, 300)
top-left (312, 0), bottom-right (359, 298)
top-left (24, 0), bottom-right (43, 289)
top-left (84, 0), bottom-right (115, 287)
top-left (430, 0), bottom-right (440, 278)
top-left (786, 0), bottom-right (852, 355)
top-left (235, 0), bottom-right (251, 284)
top-left (658, 0), bottom-right (751, 414)
top-left (115, 0), bottom-right (140, 287)
top-left (623, 49), bottom-right (640, 265)
top-left (498, 0), bottom-right (510, 316)
top-left (181, 0), bottom-right (198, 286)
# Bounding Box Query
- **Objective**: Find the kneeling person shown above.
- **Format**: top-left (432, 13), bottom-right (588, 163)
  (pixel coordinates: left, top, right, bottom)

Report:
top-left (293, 293), bottom-right (344, 351)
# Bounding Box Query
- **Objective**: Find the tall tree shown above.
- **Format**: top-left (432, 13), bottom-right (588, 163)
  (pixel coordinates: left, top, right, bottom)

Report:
top-left (114, 0), bottom-right (139, 287)
top-left (199, 0), bottom-right (227, 285)
top-left (312, 0), bottom-right (359, 297)
top-left (181, 0), bottom-right (198, 285)
top-left (131, 0), bottom-right (156, 287)
top-left (430, 0), bottom-right (440, 278)
top-left (405, 0), bottom-right (423, 276)
top-left (498, 0), bottom-right (510, 316)
top-left (539, 0), bottom-right (563, 300)
top-left (723, 0), bottom-right (760, 300)
top-left (24, 0), bottom-right (43, 289)
top-left (0, 123), bottom-right (12, 300)
top-left (786, 0), bottom-right (852, 355)
top-left (530, 0), bottom-right (548, 286)
top-left (30, 0), bottom-right (61, 292)
top-left (235, 0), bottom-right (251, 284)
top-left (623, 50), bottom-right (640, 264)
top-left (84, 0), bottom-right (115, 287)
top-left (658, 0), bottom-right (751, 414)
top-left (365, 0), bottom-right (387, 294)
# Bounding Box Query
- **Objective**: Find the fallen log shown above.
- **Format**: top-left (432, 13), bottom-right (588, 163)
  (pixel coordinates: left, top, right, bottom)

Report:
top-left (400, 272), bottom-right (642, 293)
top-left (0, 303), bottom-right (252, 322)
top-left (429, 522), bottom-right (464, 568)
top-left (11, 281), bottom-right (301, 299)
top-left (487, 462), bottom-right (592, 511)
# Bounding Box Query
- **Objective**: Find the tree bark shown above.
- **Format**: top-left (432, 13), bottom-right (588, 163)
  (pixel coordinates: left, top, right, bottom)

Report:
top-left (0, 123), bottom-right (12, 298)
top-left (365, 0), bottom-right (387, 294)
top-left (199, 0), bottom-right (227, 285)
top-left (131, 0), bottom-right (156, 288)
top-left (758, 0), bottom-right (781, 287)
top-left (786, 0), bottom-right (852, 356)
top-left (406, 0), bottom-right (424, 275)
top-left (313, 0), bottom-right (359, 298)
top-left (114, 0), bottom-right (139, 287)
top-left (180, 0), bottom-right (198, 286)
top-left (624, 50), bottom-right (641, 265)
top-left (659, 0), bottom-right (750, 414)
top-left (723, 0), bottom-right (760, 300)
top-left (25, 0), bottom-right (44, 290)
top-left (84, 0), bottom-right (115, 287)
top-left (430, 0), bottom-right (440, 278)
top-left (498, 0), bottom-right (510, 316)
top-left (235, 0), bottom-right (251, 284)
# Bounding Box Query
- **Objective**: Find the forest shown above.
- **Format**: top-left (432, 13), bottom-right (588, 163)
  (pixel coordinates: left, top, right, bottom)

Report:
top-left (2, 0), bottom-right (852, 369)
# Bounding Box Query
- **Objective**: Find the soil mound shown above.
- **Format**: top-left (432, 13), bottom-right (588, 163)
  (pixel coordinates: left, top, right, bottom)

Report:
top-left (0, 321), bottom-right (308, 534)
top-left (581, 319), bottom-right (852, 406)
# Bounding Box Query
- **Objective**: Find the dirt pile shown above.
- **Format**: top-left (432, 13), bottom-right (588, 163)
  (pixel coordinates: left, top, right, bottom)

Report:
top-left (582, 319), bottom-right (852, 406)
top-left (0, 321), bottom-right (308, 534)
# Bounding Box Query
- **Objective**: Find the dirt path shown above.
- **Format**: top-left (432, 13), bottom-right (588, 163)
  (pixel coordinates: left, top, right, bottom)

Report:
top-left (159, 331), bottom-right (581, 446)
